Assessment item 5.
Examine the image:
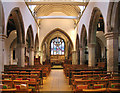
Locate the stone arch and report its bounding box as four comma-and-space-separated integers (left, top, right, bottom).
6, 7, 25, 44
35, 33, 39, 50
76, 34, 80, 49
25, 25, 35, 66
80, 24, 87, 48
0, 1, 5, 34
88, 7, 105, 44
10, 38, 17, 65
26, 25, 34, 48
106, 2, 120, 71
96, 37, 105, 62
35, 33, 39, 58
88, 7, 105, 67
80, 24, 88, 65
5, 7, 25, 67
76, 34, 80, 64
41, 28, 73, 64
41, 28, 73, 50
107, 2, 119, 33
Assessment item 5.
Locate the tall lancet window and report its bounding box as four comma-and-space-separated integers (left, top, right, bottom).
51, 37, 65, 55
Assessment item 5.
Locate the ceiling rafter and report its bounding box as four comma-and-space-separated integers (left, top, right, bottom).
27, 2, 87, 6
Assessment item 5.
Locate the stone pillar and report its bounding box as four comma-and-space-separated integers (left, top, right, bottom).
80, 48, 85, 65
76, 51, 78, 64
29, 48, 34, 65
88, 43, 96, 67
0, 35, 6, 72
72, 50, 77, 65
10, 48, 13, 65
17, 44, 25, 67
40, 51, 43, 64
105, 32, 118, 72
34, 50, 37, 58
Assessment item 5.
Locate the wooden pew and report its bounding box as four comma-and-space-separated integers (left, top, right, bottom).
74, 79, 108, 93
107, 79, 120, 93
13, 80, 32, 93
0, 80, 13, 89
0, 88, 16, 93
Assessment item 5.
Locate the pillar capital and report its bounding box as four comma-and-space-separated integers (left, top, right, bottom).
39, 51, 43, 54
0, 34, 7, 40
79, 47, 84, 51
88, 43, 96, 47
17, 43, 25, 48
29, 47, 35, 51
104, 32, 118, 39
72, 50, 76, 53
34, 50, 37, 53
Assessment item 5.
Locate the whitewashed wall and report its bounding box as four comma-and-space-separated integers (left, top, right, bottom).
77, 1, 110, 46
39, 12, 77, 51
2, 0, 38, 65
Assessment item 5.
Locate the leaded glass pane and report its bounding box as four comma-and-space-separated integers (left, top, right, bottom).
51, 37, 65, 55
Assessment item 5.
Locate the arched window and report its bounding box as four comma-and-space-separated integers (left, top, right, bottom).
51, 37, 65, 55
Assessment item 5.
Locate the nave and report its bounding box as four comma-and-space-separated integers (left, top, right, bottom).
1, 64, 120, 93
40, 69, 72, 92
0, 0, 120, 93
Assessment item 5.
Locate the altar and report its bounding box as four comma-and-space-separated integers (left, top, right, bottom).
50, 55, 65, 64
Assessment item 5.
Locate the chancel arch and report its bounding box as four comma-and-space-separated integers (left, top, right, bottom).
5, 7, 25, 67
26, 25, 35, 66
88, 7, 106, 67
41, 28, 73, 65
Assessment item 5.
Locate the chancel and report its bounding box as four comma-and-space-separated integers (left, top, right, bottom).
0, 0, 120, 93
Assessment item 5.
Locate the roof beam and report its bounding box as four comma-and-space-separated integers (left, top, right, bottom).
36, 16, 79, 19
26, 2, 87, 6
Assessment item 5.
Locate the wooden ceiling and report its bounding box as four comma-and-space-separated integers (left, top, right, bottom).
26, 1, 88, 23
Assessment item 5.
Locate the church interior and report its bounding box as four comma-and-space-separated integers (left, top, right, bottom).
0, 0, 120, 92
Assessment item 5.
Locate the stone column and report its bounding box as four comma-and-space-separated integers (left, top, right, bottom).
0, 35, 6, 72
34, 50, 37, 58
17, 44, 25, 67
29, 48, 34, 65
105, 32, 118, 72
10, 48, 13, 65
76, 51, 78, 64
40, 51, 43, 64
72, 50, 77, 65
88, 43, 96, 67
80, 48, 85, 65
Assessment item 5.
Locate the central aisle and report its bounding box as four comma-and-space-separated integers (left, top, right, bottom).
40, 69, 73, 92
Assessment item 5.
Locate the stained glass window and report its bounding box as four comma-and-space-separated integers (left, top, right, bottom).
51, 37, 65, 55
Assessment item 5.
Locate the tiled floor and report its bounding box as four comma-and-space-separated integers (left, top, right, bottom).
40, 69, 73, 92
